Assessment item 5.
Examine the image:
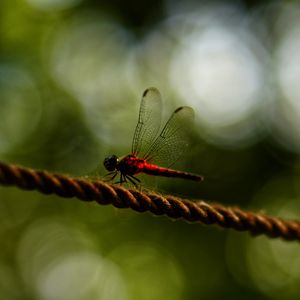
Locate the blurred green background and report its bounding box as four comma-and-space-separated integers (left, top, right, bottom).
1, 0, 300, 299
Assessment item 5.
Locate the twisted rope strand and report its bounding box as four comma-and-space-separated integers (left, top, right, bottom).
0, 161, 300, 241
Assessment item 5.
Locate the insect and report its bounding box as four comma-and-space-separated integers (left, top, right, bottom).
103, 87, 203, 186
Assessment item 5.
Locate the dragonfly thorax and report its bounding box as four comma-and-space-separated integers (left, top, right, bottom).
103, 155, 119, 172
117, 154, 145, 176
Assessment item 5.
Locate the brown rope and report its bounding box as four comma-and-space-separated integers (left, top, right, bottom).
0, 161, 299, 241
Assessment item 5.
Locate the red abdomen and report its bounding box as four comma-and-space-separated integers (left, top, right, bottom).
141, 163, 203, 181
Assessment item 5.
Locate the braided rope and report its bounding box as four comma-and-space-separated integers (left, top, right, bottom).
0, 161, 299, 241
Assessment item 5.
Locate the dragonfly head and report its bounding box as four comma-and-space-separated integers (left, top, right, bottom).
103, 155, 119, 171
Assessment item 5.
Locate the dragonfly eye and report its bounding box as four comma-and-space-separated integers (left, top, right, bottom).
103, 155, 119, 171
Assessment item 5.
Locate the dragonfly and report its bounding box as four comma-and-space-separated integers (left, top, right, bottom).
103, 87, 203, 186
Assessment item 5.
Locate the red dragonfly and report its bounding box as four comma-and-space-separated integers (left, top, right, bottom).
103, 87, 203, 186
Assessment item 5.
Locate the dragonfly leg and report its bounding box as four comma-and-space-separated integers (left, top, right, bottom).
103, 171, 114, 178
128, 175, 140, 183
103, 171, 118, 182
113, 173, 127, 185
110, 172, 118, 182
114, 173, 123, 185
126, 175, 138, 187
115, 174, 139, 187
126, 175, 142, 189
119, 173, 128, 185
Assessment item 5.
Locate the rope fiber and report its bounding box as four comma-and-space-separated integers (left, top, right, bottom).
0, 161, 299, 241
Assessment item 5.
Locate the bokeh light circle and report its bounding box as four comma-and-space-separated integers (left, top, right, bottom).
274, 4, 300, 153
17, 218, 127, 300
0, 64, 42, 154
167, 10, 269, 147
25, 0, 82, 11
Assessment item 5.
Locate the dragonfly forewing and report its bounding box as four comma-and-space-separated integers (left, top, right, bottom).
131, 87, 162, 158
143, 106, 195, 168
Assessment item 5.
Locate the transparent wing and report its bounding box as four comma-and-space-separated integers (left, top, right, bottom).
143, 106, 194, 167
131, 87, 162, 157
